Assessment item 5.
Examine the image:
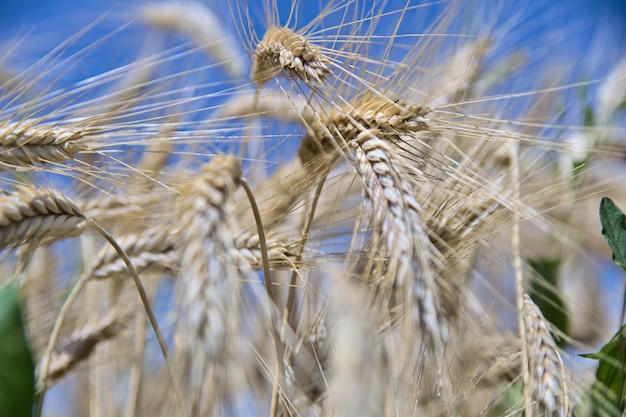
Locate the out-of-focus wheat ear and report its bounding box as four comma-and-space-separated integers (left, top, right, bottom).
522, 294, 569, 417
174, 154, 244, 404
596, 56, 626, 125
286, 310, 330, 412
45, 311, 121, 384
250, 159, 322, 231
428, 188, 501, 320
0, 121, 90, 170
88, 228, 177, 280
252, 26, 332, 86
330, 277, 387, 417
217, 89, 313, 123
427, 38, 491, 108
0, 185, 87, 249
141, 1, 245, 77
235, 232, 303, 270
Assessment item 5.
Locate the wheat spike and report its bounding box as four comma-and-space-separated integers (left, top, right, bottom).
141, 1, 245, 77
0, 122, 88, 169
298, 95, 442, 344
298, 98, 430, 165
87, 225, 300, 281
0, 186, 86, 248
522, 294, 569, 417
252, 26, 332, 86
174, 154, 246, 392
352, 131, 446, 347
88, 228, 177, 280
45, 311, 120, 384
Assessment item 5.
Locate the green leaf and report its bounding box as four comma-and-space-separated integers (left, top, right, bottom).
600, 197, 626, 269
581, 323, 626, 417
528, 258, 569, 346
0, 281, 36, 417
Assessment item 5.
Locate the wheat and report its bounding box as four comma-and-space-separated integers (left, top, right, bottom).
174, 154, 246, 395
45, 311, 120, 384
87, 227, 299, 281
141, 1, 245, 77
252, 26, 332, 86
522, 294, 569, 417
0, 121, 89, 169
88, 228, 177, 280
2, 1, 622, 416
0, 186, 86, 248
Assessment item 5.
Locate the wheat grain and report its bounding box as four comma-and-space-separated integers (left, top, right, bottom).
252, 26, 332, 86
0, 186, 86, 248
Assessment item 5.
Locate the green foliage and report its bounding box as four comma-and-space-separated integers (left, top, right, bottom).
600, 197, 626, 270
580, 197, 626, 416
581, 324, 626, 417
0, 281, 36, 417
528, 258, 569, 346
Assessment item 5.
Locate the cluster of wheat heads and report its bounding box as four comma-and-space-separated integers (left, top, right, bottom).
1, 0, 626, 416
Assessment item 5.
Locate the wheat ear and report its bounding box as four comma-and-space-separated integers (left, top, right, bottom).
88, 228, 177, 280
300, 97, 444, 345
45, 311, 121, 384
141, 1, 245, 77
0, 122, 88, 169
522, 294, 569, 416
174, 154, 244, 395
252, 26, 332, 86
0, 185, 87, 249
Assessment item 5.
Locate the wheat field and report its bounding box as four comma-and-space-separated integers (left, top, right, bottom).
1, 0, 626, 416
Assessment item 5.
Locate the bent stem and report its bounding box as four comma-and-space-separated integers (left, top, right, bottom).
285, 164, 332, 330
240, 177, 287, 417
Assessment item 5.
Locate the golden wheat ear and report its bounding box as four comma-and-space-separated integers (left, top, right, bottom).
0, 121, 90, 169
0, 186, 87, 248
252, 26, 332, 86
522, 294, 570, 417
173, 154, 248, 412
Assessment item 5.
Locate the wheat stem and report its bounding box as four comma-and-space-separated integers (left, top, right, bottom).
241, 177, 287, 417
509, 138, 532, 417
284, 163, 332, 329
